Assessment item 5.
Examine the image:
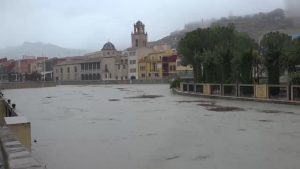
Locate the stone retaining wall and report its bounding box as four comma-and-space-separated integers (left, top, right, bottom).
58, 79, 169, 85
0, 82, 56, 90
0, 127, 42, 169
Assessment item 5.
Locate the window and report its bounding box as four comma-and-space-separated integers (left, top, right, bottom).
97, 62, 100, 69
118, 65, 120, 70
85, 63, 88, 70
56, 69, 58, 73
121, 59, 123, 63
85, 74, 88, 80
116, 76, 118, 80
105, 74, 107, 78
140, 66, 145, 71
121, 76, 123, 80
170, 66, 172, 71
89, 74, 92, 80
60, 68, 63, 73
109, 73, 112, 78
89, 63, 92, 70
93, 74, 96, 80
125, 59, 128, 63
148, 73, 151, 77
67, 67, 70, 73
155, 73, 159, 77
74, 66, 77, 72
125, 76, 128, 79
135, 39, 138, 47
93, 63, 96, 70
123, 65, 126, 69
81, 74, 84, 80
97, 74, 101, 80
81, 64, 84, 71
141, 73, 145, 78
105, 64, 108, 71
130, 68, 136, 73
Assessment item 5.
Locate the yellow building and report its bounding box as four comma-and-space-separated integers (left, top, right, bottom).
138, 50, 174, 79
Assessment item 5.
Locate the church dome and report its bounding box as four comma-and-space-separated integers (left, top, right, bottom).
136, 20, 143, 26
102, 42, 116, 51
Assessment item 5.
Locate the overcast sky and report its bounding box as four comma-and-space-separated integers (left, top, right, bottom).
0, 0, 285, 51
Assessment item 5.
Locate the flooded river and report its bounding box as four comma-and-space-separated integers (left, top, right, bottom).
3, 84, 300, 169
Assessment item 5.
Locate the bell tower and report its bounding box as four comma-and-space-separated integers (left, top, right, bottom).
131, 21, 148, 48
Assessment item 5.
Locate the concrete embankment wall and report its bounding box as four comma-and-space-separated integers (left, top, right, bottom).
0, 127, 42, 169
0, 79, 169, 90
0, 82, 56, 90
58, 79, 170, 85
0, 98, 41, 169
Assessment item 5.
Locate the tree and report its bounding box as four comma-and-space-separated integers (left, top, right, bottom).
178, 25, 258, 84
260, 32, 290, 84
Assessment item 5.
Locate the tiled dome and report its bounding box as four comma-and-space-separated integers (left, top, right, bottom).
102, 42, 116, 51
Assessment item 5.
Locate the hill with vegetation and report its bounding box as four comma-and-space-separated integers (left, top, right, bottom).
151, 9, 300, 48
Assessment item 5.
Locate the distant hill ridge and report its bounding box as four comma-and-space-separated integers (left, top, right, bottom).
150, 8, 300, 48
0, 42, 88, 58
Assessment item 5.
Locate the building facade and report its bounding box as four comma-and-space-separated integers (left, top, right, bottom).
138, 50, 175, 80
54, 57, 101, 81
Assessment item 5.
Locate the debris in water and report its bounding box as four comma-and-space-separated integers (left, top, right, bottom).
208, 106, 244, 112
260, 110, 297, 115
166, 155, 180, 160
258, 120, 273, 122
124, 95, 164, 99
193, 155, 209, 161
34, 139, 37, 143
45, 96, 52, 99
117, 88, 131, 91
238, 129, 247, 131
177, 100, 214, 103
109, 99, 120, 102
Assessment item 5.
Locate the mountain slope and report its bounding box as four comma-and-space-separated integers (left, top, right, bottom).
0, 42, 88, 58
151, 8, 300, 48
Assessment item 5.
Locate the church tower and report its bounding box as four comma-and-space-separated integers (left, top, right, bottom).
131, 21, 148, 48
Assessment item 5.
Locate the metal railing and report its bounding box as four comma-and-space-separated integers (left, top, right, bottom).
179, 82, 300, 103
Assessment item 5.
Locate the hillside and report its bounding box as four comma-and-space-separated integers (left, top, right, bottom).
151, 8, 300, 48
0, 42, 88, 58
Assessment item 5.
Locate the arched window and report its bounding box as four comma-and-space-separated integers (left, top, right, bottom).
135, 39, 138, 47
85, 74, 88, 80
93, 74, 96, 80
89, 74, 92, 80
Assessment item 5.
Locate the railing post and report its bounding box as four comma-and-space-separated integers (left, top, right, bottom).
291, 85, 294, 101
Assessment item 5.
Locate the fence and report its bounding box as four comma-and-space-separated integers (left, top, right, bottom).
291, 85, 300, 101
179, 83, 300, 103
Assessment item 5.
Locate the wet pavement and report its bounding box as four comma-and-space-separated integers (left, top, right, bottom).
3, 84, 300, 169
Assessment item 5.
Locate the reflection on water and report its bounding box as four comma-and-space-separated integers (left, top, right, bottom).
4, 84, 300, 169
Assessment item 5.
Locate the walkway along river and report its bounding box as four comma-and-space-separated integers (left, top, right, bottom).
3, 84, 300, 169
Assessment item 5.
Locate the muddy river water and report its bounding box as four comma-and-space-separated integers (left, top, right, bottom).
4, 84, 300, 169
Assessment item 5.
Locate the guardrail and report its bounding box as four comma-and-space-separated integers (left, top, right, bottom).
179, 83, 300, 103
